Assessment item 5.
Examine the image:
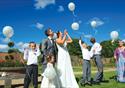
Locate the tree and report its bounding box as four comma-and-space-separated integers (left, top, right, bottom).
7, 41, 21, 53
8, 48, 21, 53
8, 41, 14, 48
67, 38, 82, 58
100, 40, 119, 58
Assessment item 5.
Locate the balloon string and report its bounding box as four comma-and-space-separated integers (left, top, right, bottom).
72, 11, 77, 22
72, 11, 77, 18
73, 18, 75, 22
93, 29, 98, 36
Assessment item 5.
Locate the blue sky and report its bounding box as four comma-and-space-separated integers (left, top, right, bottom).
0, 0, 125, 50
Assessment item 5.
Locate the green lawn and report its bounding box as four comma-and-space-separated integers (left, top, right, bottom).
77, 71, 125, 88
31, 65, 125, 88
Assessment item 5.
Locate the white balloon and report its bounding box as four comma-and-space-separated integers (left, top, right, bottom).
110, 31, 119, 40
53, 33, 57, 40
68, 2, 75, 11
3, 26, 14, 38
91, 20, 97, 28
71, 22, 79, 30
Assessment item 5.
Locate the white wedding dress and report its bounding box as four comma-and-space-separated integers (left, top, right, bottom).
41, 63, 60, 88
56, 42, 79, 88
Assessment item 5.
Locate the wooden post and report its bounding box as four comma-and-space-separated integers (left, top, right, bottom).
4, 77, 11, 88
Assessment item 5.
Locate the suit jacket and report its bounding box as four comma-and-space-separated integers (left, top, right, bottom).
40, 38, 58, 65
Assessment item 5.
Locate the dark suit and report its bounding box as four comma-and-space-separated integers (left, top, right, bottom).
40, 37, 58, 73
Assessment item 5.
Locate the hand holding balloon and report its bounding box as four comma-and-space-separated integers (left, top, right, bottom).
64, 30, 68, 35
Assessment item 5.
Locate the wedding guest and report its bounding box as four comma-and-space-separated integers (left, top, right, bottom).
79, 38, 93, 86
41, 53, 60, 88
90, 38, 103, 84
23, 42, 41, 88
114, 40, 125, 82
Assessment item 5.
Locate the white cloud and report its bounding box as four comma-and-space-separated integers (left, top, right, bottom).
34, 0, 55, 9
0, 38, 10, 43
16, 42, 24, 48
58, 5, 64, 12
83, 33, 92, 39
16, 42, 40, 52
16, 42, 29, 52
16, 42, 29, 49
84, 34, 92, 39
36, 22, 44, 30
0, 44, 9, 51
122, 39, 125, 43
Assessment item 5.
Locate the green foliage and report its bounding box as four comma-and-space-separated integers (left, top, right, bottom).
67, 39, 120, 58
38, 54, 42, 64
0, 54, 24, 67
5, 55, 14, 60
0, 59, 24, 67
100, 40, 119, 58
8, 48, 21, 53
67, 38, 82, 58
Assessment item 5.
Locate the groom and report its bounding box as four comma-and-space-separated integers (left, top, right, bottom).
40, 28, 58, 73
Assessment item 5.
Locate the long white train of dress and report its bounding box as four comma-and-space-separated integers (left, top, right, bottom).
57, 42, 79, 88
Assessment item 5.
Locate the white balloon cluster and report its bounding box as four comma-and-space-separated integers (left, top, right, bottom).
68, 2, 80, 30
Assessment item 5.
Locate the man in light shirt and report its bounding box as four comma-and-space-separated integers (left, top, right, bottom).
90, 37, 103, 84
24, 42, 41, 88
79, 39, 93, 86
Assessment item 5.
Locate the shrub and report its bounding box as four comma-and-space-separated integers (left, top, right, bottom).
0, 59, 24, 67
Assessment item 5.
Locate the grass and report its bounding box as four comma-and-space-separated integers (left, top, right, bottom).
30, 65, 125, 88
77, 71, 125, 88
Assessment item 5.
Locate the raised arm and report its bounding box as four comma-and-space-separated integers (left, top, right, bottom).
56, 31, 67, 45
66, 33, 73, 43
23, 48, 29, 61
79, 39, 82, 48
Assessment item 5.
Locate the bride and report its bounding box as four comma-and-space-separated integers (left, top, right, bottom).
56, 30, 79, 88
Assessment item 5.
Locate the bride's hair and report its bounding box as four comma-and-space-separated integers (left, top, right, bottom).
56, 31, 60, 38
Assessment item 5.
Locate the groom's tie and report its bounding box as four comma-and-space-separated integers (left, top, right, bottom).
51, 39, 58, 53
51, 39, 54, 44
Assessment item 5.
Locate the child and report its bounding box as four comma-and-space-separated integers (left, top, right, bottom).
79, 39, 93, 86
41, 53, 60, 88
23, 42, 41, 88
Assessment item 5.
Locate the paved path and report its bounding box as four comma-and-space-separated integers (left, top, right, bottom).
75, 68, 116, 75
